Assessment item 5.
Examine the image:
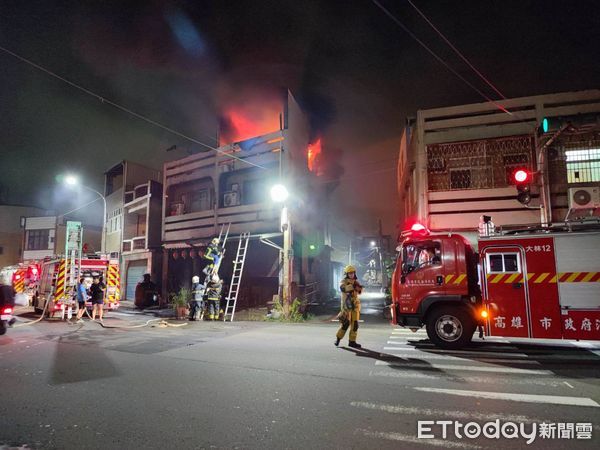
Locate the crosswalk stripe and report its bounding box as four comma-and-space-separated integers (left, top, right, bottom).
413, 387, 600, 407
368, 370, 565, 387
380, 350, 541, 365
374, 360, 552, 375
351, 401, 547, 423
357, 429, 481, 449
384, 346, 530, 359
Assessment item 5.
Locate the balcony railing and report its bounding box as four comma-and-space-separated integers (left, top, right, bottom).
122, 236, 147, 252
124, 183, 151, 205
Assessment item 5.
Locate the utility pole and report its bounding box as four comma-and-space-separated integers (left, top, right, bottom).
378, 219, 387, 289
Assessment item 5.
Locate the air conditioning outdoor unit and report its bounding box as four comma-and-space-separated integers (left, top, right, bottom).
223, 191, 240, 207
568, 186, 600, 209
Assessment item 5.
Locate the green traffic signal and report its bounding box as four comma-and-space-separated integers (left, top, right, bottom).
309, 244, 316, 251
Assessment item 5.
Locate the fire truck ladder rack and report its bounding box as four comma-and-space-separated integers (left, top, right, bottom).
223, 232, 250, 322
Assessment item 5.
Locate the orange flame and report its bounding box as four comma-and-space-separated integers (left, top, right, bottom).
307, 138, 322, 173
220, 97, 283, 145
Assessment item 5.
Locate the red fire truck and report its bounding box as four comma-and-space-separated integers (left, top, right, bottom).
390, 222, 600, 348
33, 256, 120, 317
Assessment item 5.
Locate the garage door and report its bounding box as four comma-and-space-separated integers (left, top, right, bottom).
126, 260, 147, 300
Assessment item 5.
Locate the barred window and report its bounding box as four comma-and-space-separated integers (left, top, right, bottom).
566, 149, 600, 183
27, 229, 49, 250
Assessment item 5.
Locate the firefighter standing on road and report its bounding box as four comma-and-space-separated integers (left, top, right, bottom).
189, 276, 204, 321
205, 274, 223, 320
335, 265, 363, 348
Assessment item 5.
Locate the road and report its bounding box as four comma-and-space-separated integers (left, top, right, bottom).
1, 295, 599, 449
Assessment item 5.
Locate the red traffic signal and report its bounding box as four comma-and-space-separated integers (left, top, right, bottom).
513, 169, 531, 184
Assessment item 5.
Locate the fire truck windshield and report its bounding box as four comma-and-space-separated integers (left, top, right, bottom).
401, 241, 442, 274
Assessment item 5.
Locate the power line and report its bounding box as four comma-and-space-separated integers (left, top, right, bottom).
405, 0, 506, 100
0, 44, 268, 170
370, 0, 511, 115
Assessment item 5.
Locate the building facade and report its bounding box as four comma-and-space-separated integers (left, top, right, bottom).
104, 161, 162, 299
0, 204, 49, 267
161, 91, 332, 305
398, 90, 600, 241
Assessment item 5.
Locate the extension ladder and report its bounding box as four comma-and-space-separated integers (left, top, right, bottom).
223, 232, 250, 322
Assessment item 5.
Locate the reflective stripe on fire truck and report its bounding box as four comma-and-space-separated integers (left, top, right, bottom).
13, 270, 26, 293
486, 272, 600, 283
107, 263, 120, 302
54, 259, 67, 300
444, 274, 467, 285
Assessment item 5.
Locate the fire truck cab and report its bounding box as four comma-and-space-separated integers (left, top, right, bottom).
391, 222, 600, 348
33, 257, 120, 317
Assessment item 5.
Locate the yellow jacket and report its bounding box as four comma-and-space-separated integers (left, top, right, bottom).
340, 278, 362, 312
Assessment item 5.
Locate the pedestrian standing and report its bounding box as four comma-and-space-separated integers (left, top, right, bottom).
90, 276, 105, 322
335, 265, 363, 348
75, 276, 88, 323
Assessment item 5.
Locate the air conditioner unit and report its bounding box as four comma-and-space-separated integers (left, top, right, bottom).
568, 187, 600, 209
223, 191, 240, 207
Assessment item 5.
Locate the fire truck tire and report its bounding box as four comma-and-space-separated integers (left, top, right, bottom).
426, 306, 475, 349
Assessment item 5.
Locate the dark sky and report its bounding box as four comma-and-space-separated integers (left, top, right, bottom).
1, 0, 599, 236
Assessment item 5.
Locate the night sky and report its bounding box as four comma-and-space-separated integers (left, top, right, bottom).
1, 0, 599, 238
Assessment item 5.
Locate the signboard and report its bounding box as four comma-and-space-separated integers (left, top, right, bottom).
65, 221, 83, 254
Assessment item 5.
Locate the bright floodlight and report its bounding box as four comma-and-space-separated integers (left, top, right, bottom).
370, 241, 376, 247
65, 175, 78, 186
270, 184, 289, 203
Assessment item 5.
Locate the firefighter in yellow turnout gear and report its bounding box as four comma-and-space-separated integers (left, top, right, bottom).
205, 275, 222, 320
335, 265, 363, 348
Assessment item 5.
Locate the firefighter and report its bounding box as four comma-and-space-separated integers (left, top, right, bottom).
205, 274, 222, 320
189, 276, 204, 321
202, 238, 223, 277
335, 265, 363, 348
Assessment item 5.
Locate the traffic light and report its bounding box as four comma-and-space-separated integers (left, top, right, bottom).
513, 169, 532, 205
537, 117, 551, 137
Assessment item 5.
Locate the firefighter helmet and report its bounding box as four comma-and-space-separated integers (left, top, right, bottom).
344, 265, 357, 274
192, 276, 200, 283
211, 274, 220, 283
211, 238, 220, 245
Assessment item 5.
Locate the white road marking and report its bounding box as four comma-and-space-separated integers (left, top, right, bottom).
374, 360, 552, 375
357, 429, 481, 449
380, 351, 541, 365
564, 382, 575, 389
384, 346, 530, 359
351, 401, 547, 423
386, 342, 417, 347
413, 387, 600, 408
369, 370, 565, 387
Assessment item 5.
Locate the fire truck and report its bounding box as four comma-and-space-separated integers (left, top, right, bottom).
0, 263, 41, 299
390, 221, 600, 348
33, 256, 120, 317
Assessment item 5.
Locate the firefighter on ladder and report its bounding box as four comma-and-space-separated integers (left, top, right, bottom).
335, 265, 363, 348
203, 238, 223, 278
205, 274, 222, 320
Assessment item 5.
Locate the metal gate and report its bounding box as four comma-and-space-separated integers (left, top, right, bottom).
126, 260, 147, 300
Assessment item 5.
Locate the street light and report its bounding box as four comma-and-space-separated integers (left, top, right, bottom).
270, 183, 292, 318
63, 175, 107, 253
270, 184, 289, 203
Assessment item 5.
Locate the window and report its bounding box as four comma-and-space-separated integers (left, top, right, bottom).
486, 253, 520, 273
243, 178, 267, 205
450, 169, 471, 189
402, 242, 442, 273
26, 230, 50, 251
566, 148, 600, 183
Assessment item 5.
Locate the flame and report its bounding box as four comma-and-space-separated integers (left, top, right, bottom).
219, 98, 283, 146
307, 138, 322, 173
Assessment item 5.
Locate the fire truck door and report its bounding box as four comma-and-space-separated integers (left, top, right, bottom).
482, 247, 530, 338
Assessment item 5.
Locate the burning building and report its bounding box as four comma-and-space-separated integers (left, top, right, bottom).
161, 90, 335, 307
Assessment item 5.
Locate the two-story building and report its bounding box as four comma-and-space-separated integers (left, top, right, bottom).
104, 161, 162, 299
161, 90, 332, 306
0, 204, 49, 267
398, 89, 600, 243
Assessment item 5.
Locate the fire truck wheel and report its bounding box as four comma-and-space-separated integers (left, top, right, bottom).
426, 306, 475, 349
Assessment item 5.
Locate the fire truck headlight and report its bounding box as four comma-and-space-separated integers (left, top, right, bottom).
480, 310, 488, 319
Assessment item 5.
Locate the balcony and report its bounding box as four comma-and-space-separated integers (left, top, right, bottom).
122, 237, 147, 253
124, 183, 151, 206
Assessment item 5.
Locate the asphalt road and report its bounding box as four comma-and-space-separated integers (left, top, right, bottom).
1, 295, 599, 449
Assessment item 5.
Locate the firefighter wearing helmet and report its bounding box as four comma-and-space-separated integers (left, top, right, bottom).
203, 237, 223, 277
205, 274, 223, 320
335, 265, 363, 348
189, 275, 204, 321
